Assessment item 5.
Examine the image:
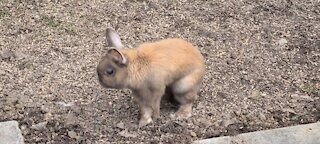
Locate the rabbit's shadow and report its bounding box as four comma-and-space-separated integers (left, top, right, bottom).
160, 87, 180, 113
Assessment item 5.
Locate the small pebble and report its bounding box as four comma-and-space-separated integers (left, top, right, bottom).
277, 38, 288, 45
258, 113, 267, 120
31, 121, 48, 131
65, 113, 77, 126
68, 130, 78, 139
1, 49, 15, 59
119, 130, 137, 138
116, 122, 125, 129
190, 131, 197, 137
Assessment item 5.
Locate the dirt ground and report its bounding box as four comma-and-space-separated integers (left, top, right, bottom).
0, 0, 319, 143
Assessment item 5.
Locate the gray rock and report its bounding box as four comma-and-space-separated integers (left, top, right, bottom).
64, 113, 77, 126
31, 121, 47, 131
116, 122, 125, 130
118, 130, 137, 138
0, 121, 24, 144
258, 113, 267, 121
68, 130, 78, 139
1, 49, 15, 59
14, 51, 27, 60
56, 101, 74, 107
0, 69, 5, 75
193, 122, 320, 144
277, 38, 288, 46
71, 105, 82, 114
248, 90, 261, 100
190, 131, 197, 137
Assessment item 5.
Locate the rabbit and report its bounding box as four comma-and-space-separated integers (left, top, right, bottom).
97, 28, 205, 127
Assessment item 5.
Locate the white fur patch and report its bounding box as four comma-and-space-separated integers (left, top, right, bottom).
172, 78, 192, 94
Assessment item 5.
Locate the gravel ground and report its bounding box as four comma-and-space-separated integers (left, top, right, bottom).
0, 0, 319, 143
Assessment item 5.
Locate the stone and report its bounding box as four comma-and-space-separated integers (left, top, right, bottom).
64, 113, 77, 126
116, 122, 125, 129
258, 113, 267, 121
30, 121, 47, 131
277, 38, 288, 46
0, 69, 5, 75
0, 121, 24, 144
118, 130, 137, 138
1, 49, 15, 59
71, 105, 82, 114
190, 131, 197, 137
248, 90, 261, 100
56, 101, 74, 107
68, 130, 78, 139
14, 51, 27, 60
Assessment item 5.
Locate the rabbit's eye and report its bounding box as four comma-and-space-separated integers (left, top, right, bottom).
106, 67, 114, 75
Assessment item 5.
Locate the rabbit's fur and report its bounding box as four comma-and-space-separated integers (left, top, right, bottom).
97, 28, 205, 127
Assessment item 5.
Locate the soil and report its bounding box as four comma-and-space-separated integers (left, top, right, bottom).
0, 0, 319, 143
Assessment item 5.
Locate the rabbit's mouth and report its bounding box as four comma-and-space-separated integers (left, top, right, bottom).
97, 75, 109, 88
97, 73, 125, 89
98, 76, 118, 89
98, 80, 109, 88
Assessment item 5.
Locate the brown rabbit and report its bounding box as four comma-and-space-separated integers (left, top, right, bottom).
97, 28, 205, 127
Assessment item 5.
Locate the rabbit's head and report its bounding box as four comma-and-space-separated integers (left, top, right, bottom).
97, 28, 128, 89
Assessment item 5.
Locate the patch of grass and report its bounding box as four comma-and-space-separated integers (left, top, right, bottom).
40, 15, 77, 35
300, 83, 320, 94
40, 15, 62, 28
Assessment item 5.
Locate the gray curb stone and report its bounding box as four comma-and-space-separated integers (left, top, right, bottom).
194, 122, 320, 144
0, 120, 24, 144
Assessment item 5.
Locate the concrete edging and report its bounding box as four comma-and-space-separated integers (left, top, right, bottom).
193, 122, 320, 144
0, 120, 25, 144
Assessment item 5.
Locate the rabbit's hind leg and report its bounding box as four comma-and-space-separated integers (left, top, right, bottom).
171, 70, 202, 119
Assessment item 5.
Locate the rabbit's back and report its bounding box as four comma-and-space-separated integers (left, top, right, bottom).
140, 38, 203, 67
138, 38, 205, 84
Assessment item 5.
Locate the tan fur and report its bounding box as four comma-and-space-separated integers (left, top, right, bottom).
121, 39, 205, 90
97, 28, 205, 127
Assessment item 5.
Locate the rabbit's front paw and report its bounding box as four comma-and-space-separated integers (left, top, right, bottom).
138, 117, 152, 127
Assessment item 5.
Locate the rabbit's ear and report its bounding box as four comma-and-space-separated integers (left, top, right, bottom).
107, 49, 127, 65
106, 28, 123, 49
